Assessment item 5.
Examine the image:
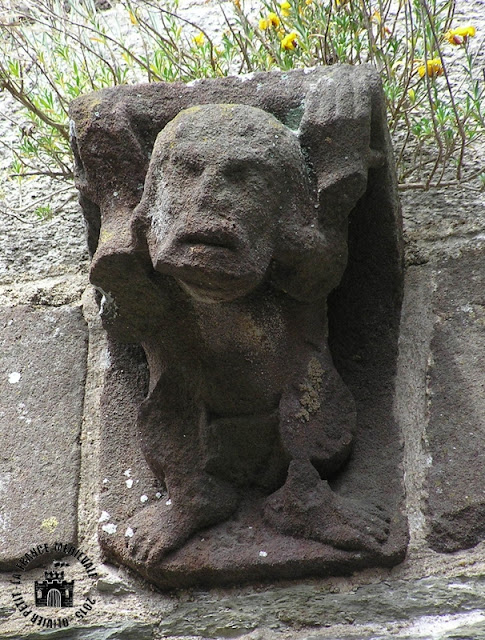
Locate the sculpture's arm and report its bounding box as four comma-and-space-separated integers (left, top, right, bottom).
273, 65, 389, 303
87, 209, 173, 343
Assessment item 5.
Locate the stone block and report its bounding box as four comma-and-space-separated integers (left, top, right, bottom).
0, 622, 155, 640
426, 248, 485, 551
0, 305, 87, 568
70, 66, 407, 588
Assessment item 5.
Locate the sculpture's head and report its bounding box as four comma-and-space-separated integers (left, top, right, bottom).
136, 104, 334, 303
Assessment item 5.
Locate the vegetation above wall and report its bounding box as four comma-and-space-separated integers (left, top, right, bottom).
0, 0, 483, 220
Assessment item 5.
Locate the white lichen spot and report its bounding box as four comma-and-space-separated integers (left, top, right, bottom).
125, 479, 134, 489
103, 478, 109, 484
155, 492, 162, 499
102, 523, 117, 534
140, 495, 149, 503
125, 527, 134, 538
101, 347, 112, 370
98, 511, 110, 523
259, 550, 268, 558
123, 469, 132, 477
239, 72, 255, 82
8, 372, 21, 384
409, 611, 485, 636
165, 499, 172, 506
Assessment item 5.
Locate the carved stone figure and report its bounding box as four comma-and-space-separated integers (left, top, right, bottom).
70, 66, 407, 588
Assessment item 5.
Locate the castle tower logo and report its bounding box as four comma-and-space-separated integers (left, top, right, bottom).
10, 542, 97, 630
34, 568, 74, 608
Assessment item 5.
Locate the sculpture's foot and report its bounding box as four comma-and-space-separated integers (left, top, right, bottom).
263, 460, 390, 553
123, 478, 239, 566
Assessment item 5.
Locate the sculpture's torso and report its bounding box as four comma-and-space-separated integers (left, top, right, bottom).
143, 280, 327, 418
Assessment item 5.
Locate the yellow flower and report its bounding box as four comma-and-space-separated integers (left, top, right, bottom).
455, 25, 476, 37
305, 0, 313, 4
193, 32, 205, 47
371, 10, 381, 25
445, 25, 476, 45
233, 0, 241, 9
281, 31, 298, 50
260, 12, 280, 30
128, 9, 138, 25
417, 57, 443, 78
268, 12, 281, 27
280, 1, 291, 17
407, 88, 416, 102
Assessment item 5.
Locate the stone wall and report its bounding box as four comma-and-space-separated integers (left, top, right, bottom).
1, 3, 485, 639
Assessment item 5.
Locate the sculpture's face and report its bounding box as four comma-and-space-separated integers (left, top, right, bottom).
144, 105, 296, 303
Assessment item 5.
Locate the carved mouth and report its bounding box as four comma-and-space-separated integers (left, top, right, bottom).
177, 230, 240, 251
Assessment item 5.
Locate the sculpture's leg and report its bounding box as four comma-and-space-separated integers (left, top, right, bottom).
278, 348, 356, 477
263, 460, 390, 552
124, 369, 240, 565
265, 349, 390, 552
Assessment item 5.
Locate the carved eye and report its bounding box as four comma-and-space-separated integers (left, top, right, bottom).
184, 158, 203, 176
223, 162, 250, 183
170, 154, 203, 177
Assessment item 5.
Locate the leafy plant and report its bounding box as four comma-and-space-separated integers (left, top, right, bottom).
0, 0, 483, 204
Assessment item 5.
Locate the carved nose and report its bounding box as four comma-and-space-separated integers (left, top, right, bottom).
192, 168, 230, 211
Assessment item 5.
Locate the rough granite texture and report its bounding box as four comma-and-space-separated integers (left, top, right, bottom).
0, 305, 87, 568
425, 248, 485, 552
0, 0, 485, 636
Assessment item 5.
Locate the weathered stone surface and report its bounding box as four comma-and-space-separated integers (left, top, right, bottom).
305, 612, 485, 640
157, 576, 485, 638
0, 201, 89, 286
425, 248, 485, 552
0, 274, 87, 308
0, 622, 155, 639
0, 305, 87, 568
70, 65, 406, 588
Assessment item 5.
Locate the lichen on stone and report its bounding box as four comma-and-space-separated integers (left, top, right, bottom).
41, 517, 59, 534
296, 357, 324, 422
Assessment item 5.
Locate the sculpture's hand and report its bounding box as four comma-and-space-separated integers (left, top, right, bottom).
299, 65, 386, 224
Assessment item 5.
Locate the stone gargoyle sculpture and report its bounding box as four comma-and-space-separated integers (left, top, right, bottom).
70, 65, 407, 588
